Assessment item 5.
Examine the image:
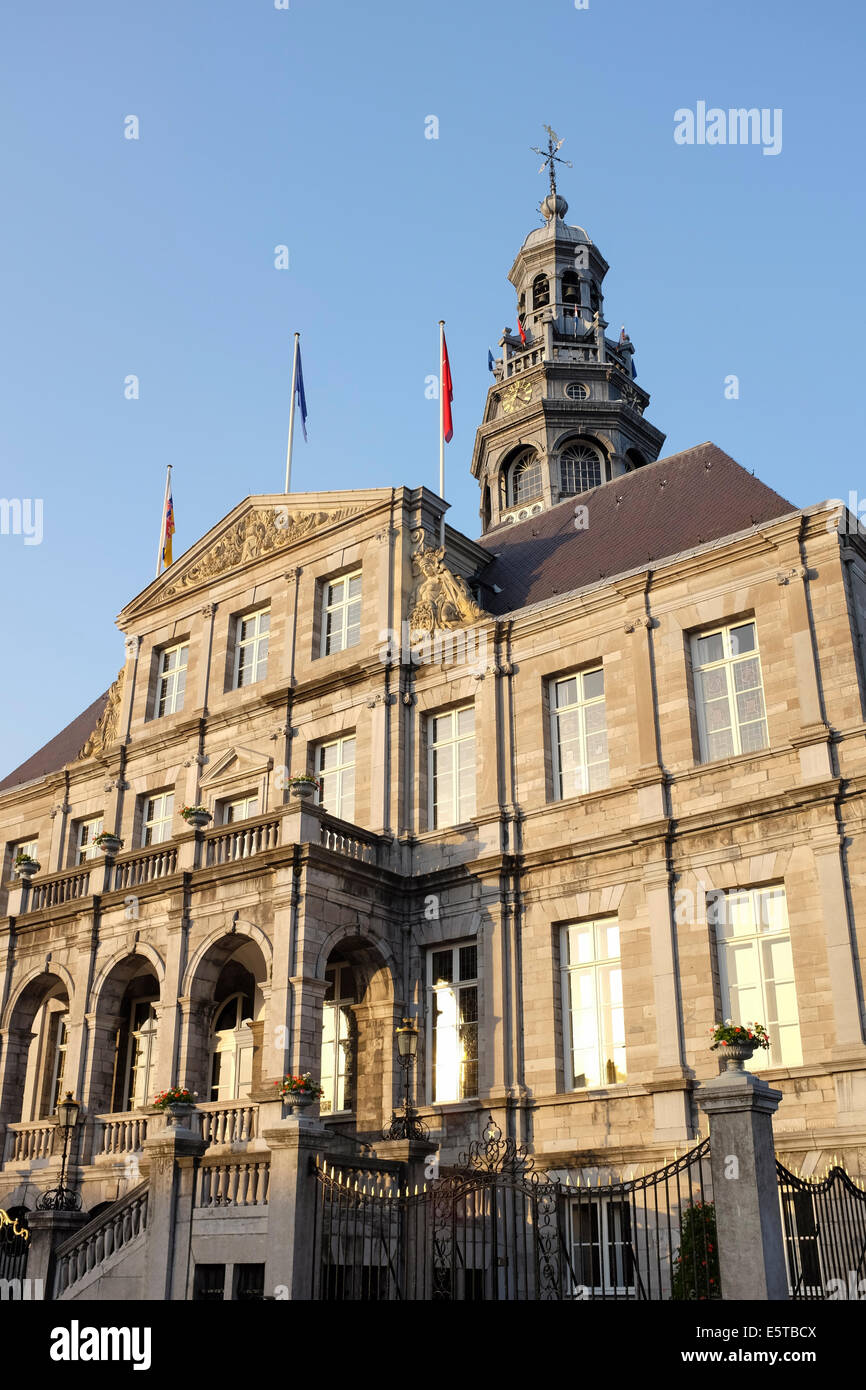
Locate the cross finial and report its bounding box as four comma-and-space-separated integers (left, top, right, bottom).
531, 124, 573, 200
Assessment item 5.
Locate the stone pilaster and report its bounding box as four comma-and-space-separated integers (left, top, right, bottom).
139, 1119, 207, 1300
261, 1104, 328, 1299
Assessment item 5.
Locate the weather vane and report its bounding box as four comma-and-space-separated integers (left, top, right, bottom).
531, 125, 573, 200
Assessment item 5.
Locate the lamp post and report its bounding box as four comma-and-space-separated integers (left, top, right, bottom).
383, 1018, 428, 1141
37, 1091, 82, 1211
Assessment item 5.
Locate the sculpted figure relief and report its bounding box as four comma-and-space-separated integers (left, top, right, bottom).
163, 506, 359, 597
78, 668, 125, 760
407, 545, 488, 632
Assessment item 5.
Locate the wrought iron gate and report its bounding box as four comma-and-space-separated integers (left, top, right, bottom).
0, 1209, 30, 1288
777, 1160, 866, 1299
311, 1118, 714, 1301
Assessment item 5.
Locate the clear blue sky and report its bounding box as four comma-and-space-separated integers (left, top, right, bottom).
1, 0, 863, 778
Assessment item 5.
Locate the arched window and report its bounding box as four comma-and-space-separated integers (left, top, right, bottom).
532, 274, 549, 309
320, 960, 357, 1114
509, 452, 543, 505
560, 443, 603, 496
561, 270, 581, 305
209, 991, 254, 1102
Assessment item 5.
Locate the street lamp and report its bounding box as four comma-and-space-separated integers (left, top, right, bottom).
383, 1017, 428, 1141
37, 1091, 82, 1211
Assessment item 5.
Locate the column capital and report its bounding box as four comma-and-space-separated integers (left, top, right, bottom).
697, 1069, 783, 1118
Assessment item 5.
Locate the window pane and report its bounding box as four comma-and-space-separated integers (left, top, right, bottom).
458, 945, 477, 982
582, 669, 604, 701
730, 623, 756, 655
695, 632, 724, 665
431, 951, 453, 984
555, 677, 578, 709
457, 707, 475, 736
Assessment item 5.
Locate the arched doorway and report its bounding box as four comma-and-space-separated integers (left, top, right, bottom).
1, 974, 70, 1125
315, 936, 395, 1135
90, 955, 161, 1114
183, 935, 269, 1103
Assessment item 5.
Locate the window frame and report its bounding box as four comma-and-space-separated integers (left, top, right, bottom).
233, 607, 270, 690
316, 734, 357, 823
320, 571, 362, 657
509, 452, 543, 506
155, 641, 189, 718
427, 940, 479, 1104
691, 619, 769, 764
427, 705, 476, 829
559, 442, 603, 496
75, 816, 104, 865
220, 793, 260, 825
141, 791, 175, 847
710, 885, 802, 1071
8, 838, 38, 878
560, 918, 626, 1091
320, 960, 357, 1116
550, 666, 609, 800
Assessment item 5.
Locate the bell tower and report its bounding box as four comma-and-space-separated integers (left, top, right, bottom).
471, 129, 666, 534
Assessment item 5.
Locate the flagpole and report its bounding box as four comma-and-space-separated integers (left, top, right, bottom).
155, 464, 172, 579
285, 332, 300, 493
439, 320, 446, 545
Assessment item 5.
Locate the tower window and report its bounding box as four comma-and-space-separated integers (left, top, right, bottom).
560, 444, 602, 496
532, 274, 550, 310
565, 382, 589, 401
509, 452, 543, 505
562, 271, 581, 304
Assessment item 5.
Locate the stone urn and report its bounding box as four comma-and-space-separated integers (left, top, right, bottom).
289, 781, 318, 800
14, 859, 40, 881
718, 1041, 758, 1072
183, 810, 212, 830
281, 1091, 317, 1116
96, 834, 123, 858
164, 1102, 196, 1129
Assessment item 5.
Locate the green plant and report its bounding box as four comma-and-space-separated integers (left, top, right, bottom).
180, 805, 211, 820
93, 830, 123, 849
14, 850, 38, 866
710, 1020, 770, 1051
275, 1072, 324, 1100
671, 1199, 721, 1300
153, 1086, 198, 1110
288, 774, 320, 788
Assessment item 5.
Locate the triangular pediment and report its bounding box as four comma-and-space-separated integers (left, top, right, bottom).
200, 745, 273, 789
119, 491, 390, 620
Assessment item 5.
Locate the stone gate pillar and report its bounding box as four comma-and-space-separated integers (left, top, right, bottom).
697, 1068, 789, 1301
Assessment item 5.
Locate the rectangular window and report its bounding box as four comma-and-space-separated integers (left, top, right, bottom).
320, 960, 357, 1115
429, 706, 476, 829
76, 817, 104, 864
428, 942, 478, 1102
561, 919, 626, 1089
316, 735, 356, 822
232, 1264, 265, 1301
124, 998, 158, 1110
710, 885, 802, 1069
551, 668, 609, 798
193, 1265, 225, 1301
8, 839, 38, 877
141, 791, 175, 846
44, 1013, 68, 1118
321, 572, 362, 656
234, 608, 270, 688
569, 1199, 635, 1295
691, 620, 768, 762
221, 794, 260, 824
156, 642, 189, 717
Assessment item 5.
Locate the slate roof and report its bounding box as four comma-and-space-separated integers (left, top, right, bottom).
0, 690, 110, 794
0, 442, 796, 795
474, 442, 795, 615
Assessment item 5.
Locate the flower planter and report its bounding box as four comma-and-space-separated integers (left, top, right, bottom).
15, 861, 39, 880
164, 1102, 196, 1129
183, 811, 212, 830
290, 783, 317, 800
719, 1041, 758, 1072
281, 1092, 317, 1116
96, 836, 122, 858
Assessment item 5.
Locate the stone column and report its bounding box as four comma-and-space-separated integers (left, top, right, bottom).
697, 1068, 789, 1301
47, 799, 71, 874
261, 1102, 328, 1299
139, 1117, 207, 1300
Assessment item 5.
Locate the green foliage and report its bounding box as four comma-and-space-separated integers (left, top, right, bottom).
671, 1199, 722, 1300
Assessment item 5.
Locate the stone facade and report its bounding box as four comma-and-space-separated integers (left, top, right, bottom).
2, 198, 866, 1268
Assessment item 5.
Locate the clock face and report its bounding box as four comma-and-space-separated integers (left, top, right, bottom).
501, 381, 533, 414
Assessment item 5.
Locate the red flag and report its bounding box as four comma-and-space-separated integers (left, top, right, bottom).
441, 330, 454, 443
517, 311, 527, 345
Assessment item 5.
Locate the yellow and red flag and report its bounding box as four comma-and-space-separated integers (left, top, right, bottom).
162, 485, 175, 569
